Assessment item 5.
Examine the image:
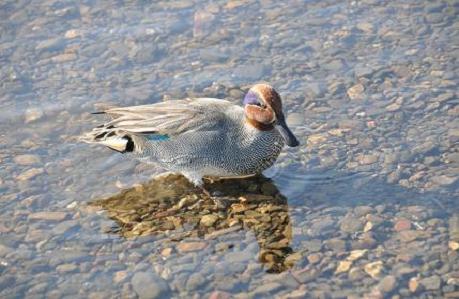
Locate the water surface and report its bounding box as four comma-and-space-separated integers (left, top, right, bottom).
1, 0, 458, 298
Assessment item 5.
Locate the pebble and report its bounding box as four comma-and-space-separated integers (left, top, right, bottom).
64, 29, 81, 39
356, 154, 379, 165
378, 275, 397, 293
176, 242, 207, 253
340, 215, 364, 233
335, 261, 352, 274
208, 291, 232, 299
347, 84, 365, 100
394, 219, 412, 231
307, 134, 327, 145
113, 271, 128, 283
28, 212, 68, 221
200, 214, 218, 227
17, 168, 44, 181
420, 275, 442, 290
409, 277, 421, 293
364, 261, 384, 279
449, 241, 459, 251
56, 263, 77, 273
24, 108, 44, 123
307, 253, 321, 264
347, 249, 368, 262
131, 272, 170, 299
14, 155, 41, 165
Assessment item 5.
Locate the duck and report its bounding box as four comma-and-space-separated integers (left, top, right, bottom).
81, 83, 299, 187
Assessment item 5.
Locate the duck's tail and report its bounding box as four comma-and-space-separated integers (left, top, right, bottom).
80, 125, 137, 153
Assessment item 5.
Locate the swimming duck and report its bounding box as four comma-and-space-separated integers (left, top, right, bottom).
82, 83, 299, 186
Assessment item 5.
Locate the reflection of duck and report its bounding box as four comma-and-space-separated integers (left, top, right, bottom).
91, 173, 294, 273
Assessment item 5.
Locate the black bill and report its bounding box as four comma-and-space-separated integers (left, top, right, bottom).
275, 119, 300, 147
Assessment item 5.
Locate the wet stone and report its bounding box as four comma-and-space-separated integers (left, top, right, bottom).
131, 272, 170, 299
14, 154, 41, 165
394, 219, 412, 231
347, 84, 365, 100
378, 275, 397, 293
56, 263, 78, 273
340, 215, 364, 233
176, 241, 207, 253
200, 214, 218, 227
17, 168, 44, 181
420, 275, 442, 290
28, 211, 68, 221
364, 261, 384, 279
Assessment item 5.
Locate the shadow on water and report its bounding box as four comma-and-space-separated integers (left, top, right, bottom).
91, 174, 294, 273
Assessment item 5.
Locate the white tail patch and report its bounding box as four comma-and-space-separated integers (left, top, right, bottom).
99, 137, 128, 152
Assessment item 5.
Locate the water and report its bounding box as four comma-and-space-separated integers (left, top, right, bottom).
1, 0, 458, 298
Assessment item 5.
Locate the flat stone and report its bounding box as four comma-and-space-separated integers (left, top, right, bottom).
36, 37, 65, 52
364, 261, 384, 279
52, 53, 77, 63
356, 154, 378, 165
113, 271, 128, 283
398, 230, 427, 242
307, 134, 327, 145
28, 211, 68, 221
209, 291, 232, 299
64, 29, 81, 39
186, 273, 206, 291
335, 261, 352, 274
409, 277, 422, 293
14, 154, 41, 165
286, 113, 304, 126
431, 175, 457, 186
161, 248, 173, 257
307, 253, 321, 264
17, 168, 44, 180
340, 215, 364, 233
0, 244, 13, 257
378, 275, 397, 293
131, 272, 170, 299
420, 275, 442, 290
176, 241, 207, 253
347, 249, 368, 262
200, 214, 218, 227
394, 219, 412, 231
449, 241, 459, 251
56, 263, 77, 273
347, 84, 365, 100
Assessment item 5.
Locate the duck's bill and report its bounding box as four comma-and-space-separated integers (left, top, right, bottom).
276, 120, 300, 147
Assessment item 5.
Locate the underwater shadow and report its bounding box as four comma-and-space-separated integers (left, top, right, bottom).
91, 174, 294, 273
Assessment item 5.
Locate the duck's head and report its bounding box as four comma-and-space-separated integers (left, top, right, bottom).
243, 84, 300, 147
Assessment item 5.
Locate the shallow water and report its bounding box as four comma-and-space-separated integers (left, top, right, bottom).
1, 0, 459, 298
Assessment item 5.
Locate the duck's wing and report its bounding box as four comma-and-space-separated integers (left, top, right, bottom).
81, 98, 238, 153
99, 98, 232, 135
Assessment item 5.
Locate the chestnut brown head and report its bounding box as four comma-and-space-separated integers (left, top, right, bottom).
243, 84, 299, 147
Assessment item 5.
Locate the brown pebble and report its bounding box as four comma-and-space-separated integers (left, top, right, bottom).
307, 253, 321, 264
209, 291, 232, 299
113, 271, 128, 283
161, 247, 173, 257
394, 219, 412, 231
28, 211, 68, 221
409, 277, 421, 293
14, 154, 41, 165
176, 241, 207, 253
17, 168, 44, 181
